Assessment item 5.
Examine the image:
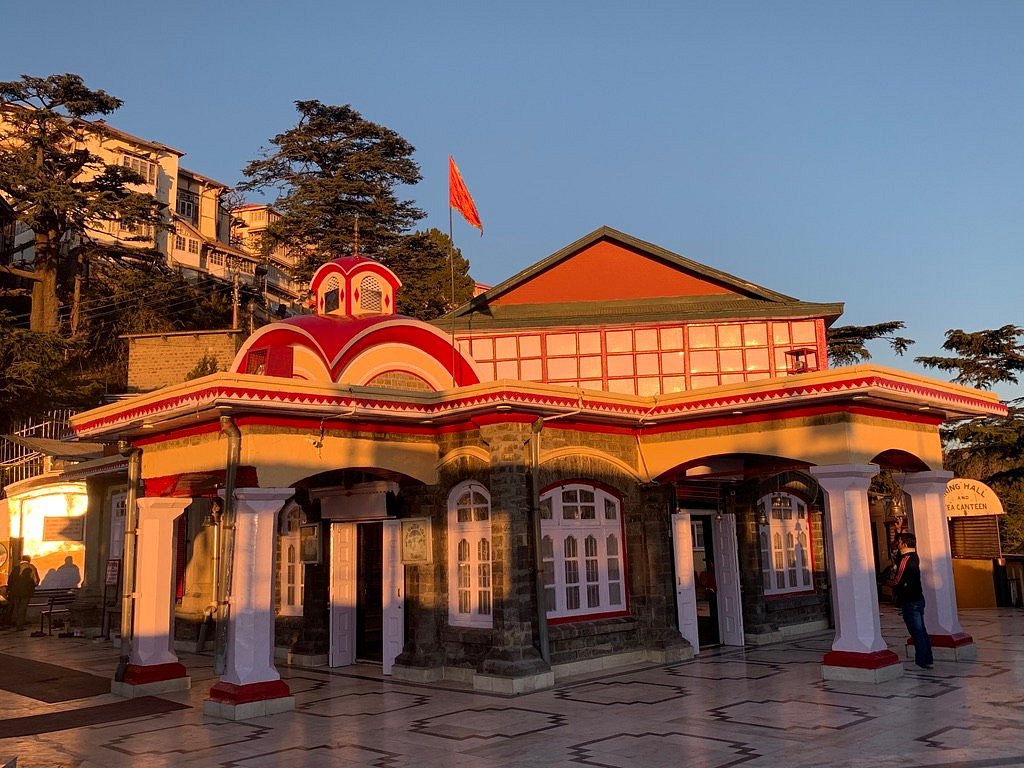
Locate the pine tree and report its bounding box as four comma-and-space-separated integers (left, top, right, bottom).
0, 74, 164, 333
239, 101, 424, 281
917, 326, 1024, 552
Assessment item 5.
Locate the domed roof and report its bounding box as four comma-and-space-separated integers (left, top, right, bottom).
232, 255, 479, 390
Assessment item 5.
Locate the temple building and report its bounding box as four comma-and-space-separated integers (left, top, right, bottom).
68, 226, 1003, 718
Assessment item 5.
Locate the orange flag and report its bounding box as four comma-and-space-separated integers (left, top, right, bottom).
449, 155, 483, 233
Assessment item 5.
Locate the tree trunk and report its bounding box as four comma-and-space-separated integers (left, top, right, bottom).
30, 232, 62, 334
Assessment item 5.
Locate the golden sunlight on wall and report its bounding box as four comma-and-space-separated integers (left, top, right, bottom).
8, 483, 88, 586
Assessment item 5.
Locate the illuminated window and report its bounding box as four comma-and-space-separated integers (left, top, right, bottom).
448, 481, 492, 628
540, 484, 626, 620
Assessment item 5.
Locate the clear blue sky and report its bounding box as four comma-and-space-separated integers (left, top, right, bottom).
4, 1, 1023, 398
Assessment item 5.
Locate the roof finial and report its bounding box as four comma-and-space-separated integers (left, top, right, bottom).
353, 213, 360, 258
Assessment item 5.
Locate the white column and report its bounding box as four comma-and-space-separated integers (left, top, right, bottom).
205, 487, 295, 719
903, 471, 975, 660
220, 488, 293, 686
811, 464, 902, 682
132, 497, 191, 668
112, 496, 193, 697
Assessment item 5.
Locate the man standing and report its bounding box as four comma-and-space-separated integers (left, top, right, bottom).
886, 533, 934, 669
9, 555, 40, 631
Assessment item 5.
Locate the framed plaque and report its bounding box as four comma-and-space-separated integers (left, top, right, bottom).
401, 518, 432, 564
300, 524, 321, 564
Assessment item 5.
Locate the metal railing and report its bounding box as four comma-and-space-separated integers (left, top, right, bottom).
0, 409, 77, 490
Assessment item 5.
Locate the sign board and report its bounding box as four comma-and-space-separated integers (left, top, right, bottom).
945, 479, 1005, 518
105, 559, 121, 587
43, 515, 85, 541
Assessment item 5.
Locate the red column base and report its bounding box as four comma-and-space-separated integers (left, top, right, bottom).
822, 649, 901, 669
123, 662, 189, 685
931, 632, 974, 648
208, 679, 292, 705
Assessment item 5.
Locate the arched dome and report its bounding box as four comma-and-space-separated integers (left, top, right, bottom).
231, 255, 479, 391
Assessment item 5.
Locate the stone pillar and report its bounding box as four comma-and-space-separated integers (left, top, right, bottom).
811, 464, 903, 682
112, 497, 191, 698
476, 423, 551, 694
903, 471, 976, 661
205, 488, 295, 720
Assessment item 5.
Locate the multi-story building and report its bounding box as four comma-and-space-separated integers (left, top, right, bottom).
0, 113, 297, 322
230, 204, 305, 314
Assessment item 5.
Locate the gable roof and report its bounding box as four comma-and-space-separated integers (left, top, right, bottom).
443, 226, 843, 331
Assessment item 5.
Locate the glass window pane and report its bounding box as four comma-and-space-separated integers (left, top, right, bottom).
566, 586, 580, 610
743, 323, 768, 346
548, 333, 577, 355
688, 325, 716, 349
660, 327, 684, 350
772, 323, 791, 345
791, 321, 816, 344
661, 351, 685, 374
635, 328, 658, 351
690, 350, 718, 373
720, 349, 743, 372
548, 357, 578, 379
520, 358, 543, 379
519, 335, 541, 357
745, 348, 770, 371
636, 353, 659, 375
606, 330, 632, 353
579, 356, 603, 378
607, 355, 634, 376
579, 332, 602, 354
604, 499, 617, 520
718, 325, 742, 347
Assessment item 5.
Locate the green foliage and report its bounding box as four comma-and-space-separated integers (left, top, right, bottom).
0, 73, 164, 333
826, 321, 914, 367
239, 101, 424, 281
378, 229, 473, 321
920, 326, 1024, 553
185, 354, 222, 381
915, 325, 1024, 390
70, 261, 234, 391
0, 311, 101, 431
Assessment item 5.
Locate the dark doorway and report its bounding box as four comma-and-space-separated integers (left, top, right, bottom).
356, 521, 383, 661
692, 515, 720, 646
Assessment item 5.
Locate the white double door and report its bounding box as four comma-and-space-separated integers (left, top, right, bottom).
329, 519, 404, 674
672, 510, 745, 653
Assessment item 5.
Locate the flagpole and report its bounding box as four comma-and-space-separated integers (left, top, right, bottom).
449, 203, 456, 388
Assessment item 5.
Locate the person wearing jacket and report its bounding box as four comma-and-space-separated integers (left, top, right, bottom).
886, 533, 933, 669
9, 556, 40, 631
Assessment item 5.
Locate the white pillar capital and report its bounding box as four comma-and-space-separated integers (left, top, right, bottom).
810, 463, 878, 488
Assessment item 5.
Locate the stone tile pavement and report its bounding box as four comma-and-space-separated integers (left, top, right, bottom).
1, 608, 1022, 768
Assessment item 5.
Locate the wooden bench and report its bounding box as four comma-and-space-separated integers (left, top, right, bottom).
28, 588, 79, 637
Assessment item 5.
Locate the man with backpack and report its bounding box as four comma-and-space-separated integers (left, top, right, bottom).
9, 555, 40, 631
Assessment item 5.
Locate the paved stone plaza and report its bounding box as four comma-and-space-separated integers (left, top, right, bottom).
1, 608, 1022, 768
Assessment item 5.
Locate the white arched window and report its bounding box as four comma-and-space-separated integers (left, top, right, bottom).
448, 481, 492, 628
278, 505, 304, 616
757, 492, 813, 595
540, 484, 626, 621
